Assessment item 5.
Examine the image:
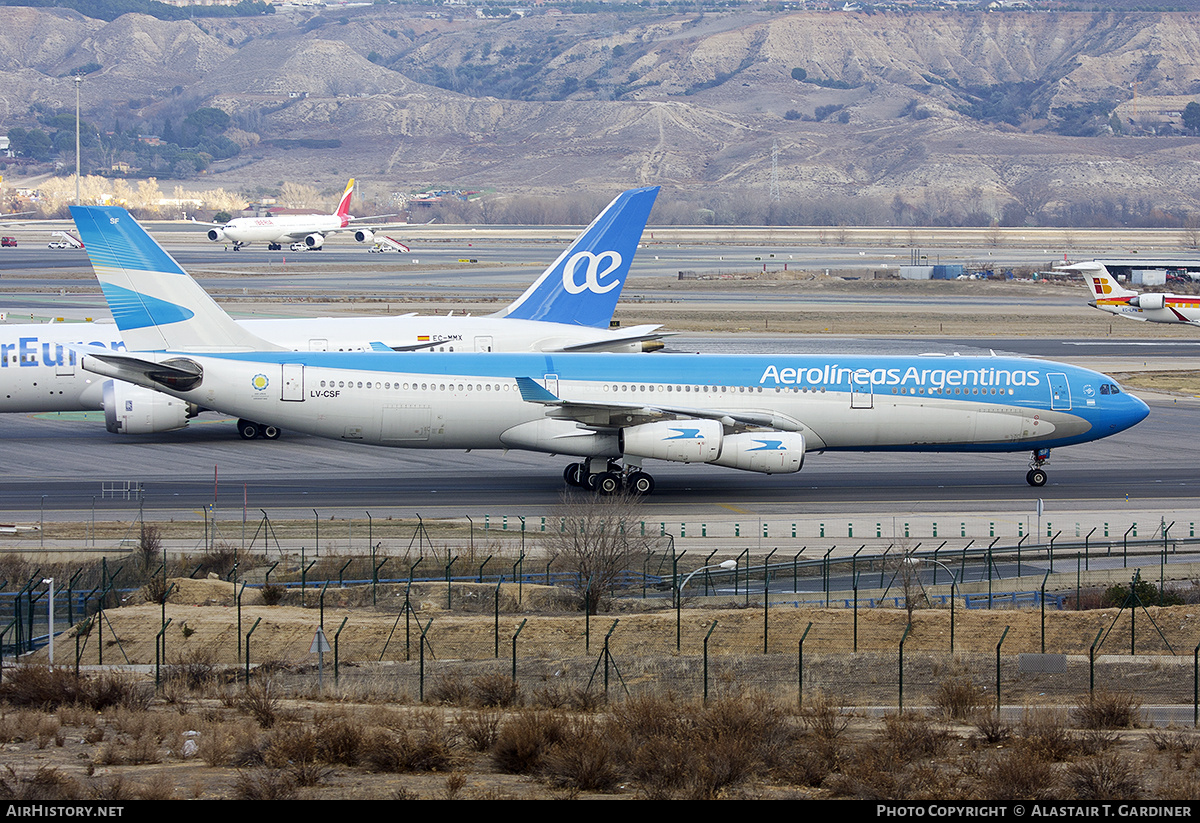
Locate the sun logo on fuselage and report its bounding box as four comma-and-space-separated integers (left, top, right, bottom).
251, 374, 269, 391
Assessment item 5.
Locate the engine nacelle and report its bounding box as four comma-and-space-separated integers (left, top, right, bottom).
499, 418, 619, 457
304, 233, 325, 249
102, 381, 196, 435
354, 228, 374, 244
710, 432, 806, 474
1129, 293, 1166, 311
207, 228, 225, 242
620, 419, 722, 463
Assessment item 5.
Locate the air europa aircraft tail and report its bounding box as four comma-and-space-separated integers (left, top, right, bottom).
495, 186, 659, 329
70, 205, 283, 353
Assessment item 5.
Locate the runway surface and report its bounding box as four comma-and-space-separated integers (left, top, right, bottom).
0, 233, 1195, 532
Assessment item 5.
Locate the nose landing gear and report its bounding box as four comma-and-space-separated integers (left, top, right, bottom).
1026, 448, 1051, 487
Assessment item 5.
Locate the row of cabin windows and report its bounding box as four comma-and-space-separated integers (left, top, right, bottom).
314, 380, 1020, 396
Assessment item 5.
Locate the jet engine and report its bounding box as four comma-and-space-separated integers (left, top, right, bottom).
1129, 293, 1166, 311
206, 228, 225, 242
710, 432, 806, 474
354, 228, 374, 244
304, 233, 325, 249
620, 419, 722, 463
102, 381, 197, 435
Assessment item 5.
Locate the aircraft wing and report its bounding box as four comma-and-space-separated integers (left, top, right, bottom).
556, 325, 675, 353
77, 349, 203, 391
514, 377, 804, 432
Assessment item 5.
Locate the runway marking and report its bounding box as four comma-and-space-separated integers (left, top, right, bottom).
1064, 341, 1200, 347
717, 503, 751, 514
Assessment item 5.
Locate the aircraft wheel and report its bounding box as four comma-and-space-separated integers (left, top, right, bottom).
596, 472, 623, 495
1026, 468, 1047, 487
237, 419, 259, 439
563, 463, 584, 487
258, 424, 281, 440
584, 472, 600, 491
627, 471, 655, 496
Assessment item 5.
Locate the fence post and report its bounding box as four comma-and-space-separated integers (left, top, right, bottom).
704, 620, 718, 705
899, 623, 912, 712
995, 626, 1011, 713
797, 622, 813, 709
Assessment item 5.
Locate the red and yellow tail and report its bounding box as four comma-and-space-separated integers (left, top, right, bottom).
335, 178, 355, 220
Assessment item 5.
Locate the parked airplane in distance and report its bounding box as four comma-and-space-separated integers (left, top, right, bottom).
201, 178, 405, 251
1063, 261, 1200, 327
72, 203, 1149, 493
2, 187, 663, 439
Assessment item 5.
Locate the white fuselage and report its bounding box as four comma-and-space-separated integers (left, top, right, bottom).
96, 351, 1145, 458
0, 317, 650, 415
216, 214, 346, 245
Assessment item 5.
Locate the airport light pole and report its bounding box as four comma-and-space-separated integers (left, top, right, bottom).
74, 74, 81, 206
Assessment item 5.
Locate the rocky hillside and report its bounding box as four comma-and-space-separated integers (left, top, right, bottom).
4, 4, 1200, 223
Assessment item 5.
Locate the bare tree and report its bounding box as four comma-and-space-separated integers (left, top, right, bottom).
540, 490, 656, 614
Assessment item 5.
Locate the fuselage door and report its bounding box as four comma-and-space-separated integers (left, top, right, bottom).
308, 339, 328, 352
281, 363, 305, 402
475, 336, 493, 352
543, 373, 559, 396
850, 379, 873, 409
1048, 372, 1071, 411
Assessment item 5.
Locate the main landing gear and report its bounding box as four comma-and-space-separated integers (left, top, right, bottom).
1026, 448, 1051, 487
564, 460, 655, 496
237, 419, 281, 440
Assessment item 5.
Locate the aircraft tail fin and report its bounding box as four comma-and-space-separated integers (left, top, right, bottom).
495, 186, 659, 328
71, 205, 283, 352
335, 178, 355, 220
1058, 261, 1136, 300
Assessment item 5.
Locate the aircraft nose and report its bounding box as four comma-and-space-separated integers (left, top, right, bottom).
1114, 392, 1150, 433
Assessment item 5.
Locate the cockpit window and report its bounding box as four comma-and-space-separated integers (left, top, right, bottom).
1099, 383, 1121, 395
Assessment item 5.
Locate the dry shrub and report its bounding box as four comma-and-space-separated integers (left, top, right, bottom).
315, 713, 364, 765
197, 722, 234, 766
0, 765, 83, 801
1073, 690, 1141, 730
530, 684, 602, 711
135, 773, 176, 801
933, 676, 985, 720
456, 708, 501, 752
0, 666, 146, 711
800, 691, 850, 739
233, 768, 296, 800
239, 679, 281, 729
163, 647, 220, 694
978, 749, 1061, 801
973, 711, 1012, 744
1067, 753, 1142, 800
88, 775, 133, 801
259, 583, 286, 606
1149, 730, 1200, 754
492, 710, 570, 775
1019, 707, 1076, 761
879, 712, 952, 758
197, 543, 238, 578
428, 674, 471, 706
541, 716, 626, 793
471, 673, 521, 707
265, 724, 319, 769
363, 713, 455, 773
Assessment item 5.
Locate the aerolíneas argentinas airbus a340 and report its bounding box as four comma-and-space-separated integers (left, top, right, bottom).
1, 187, 662, 438
72, 204, 1148, 494
1063, 261, 1200, 327
202, 178, 403, 251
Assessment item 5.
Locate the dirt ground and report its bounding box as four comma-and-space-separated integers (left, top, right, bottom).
3, 578, 1198, 800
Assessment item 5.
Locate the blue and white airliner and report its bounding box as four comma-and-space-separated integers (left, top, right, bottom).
0, 187, 663, 439
71, 204, 1149, 494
